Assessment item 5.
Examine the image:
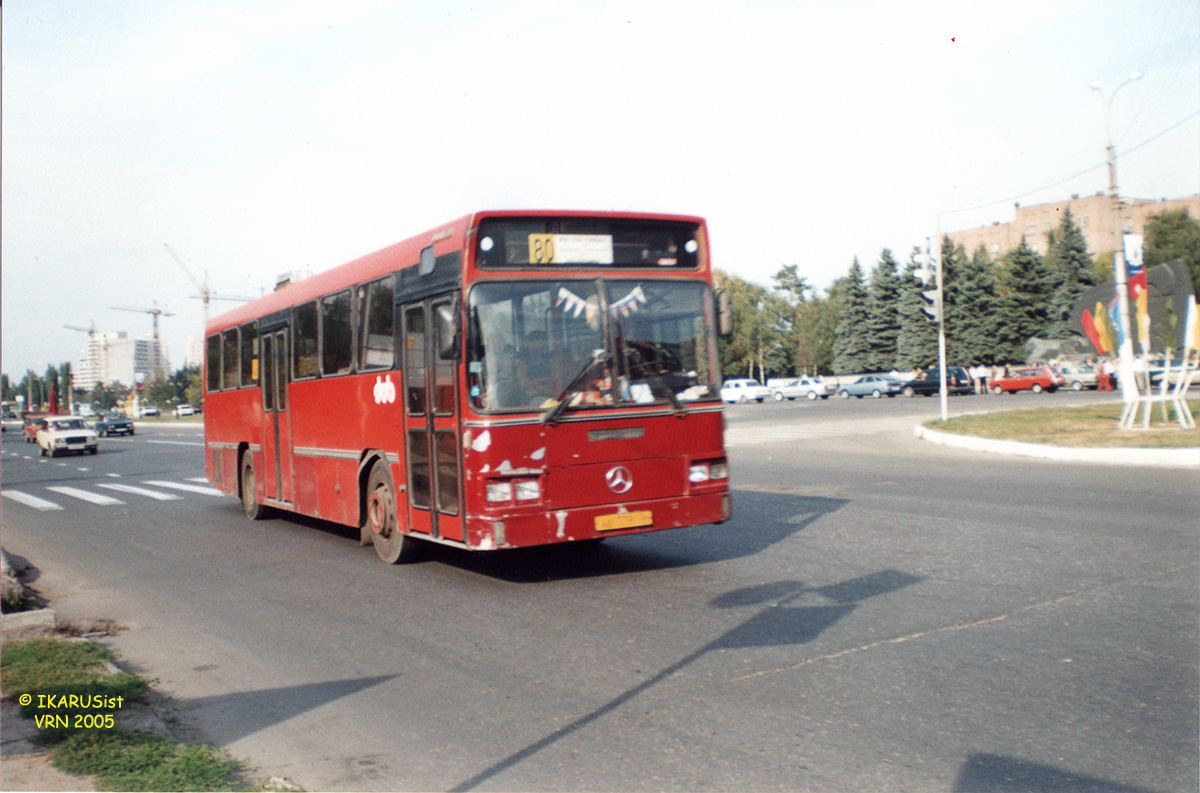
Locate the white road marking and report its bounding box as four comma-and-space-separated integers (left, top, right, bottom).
45, 486, 125, 506
147, 440, 205, 447
143, 480, 223, 496
96, 483, 184, 501
2, 490, 64, 511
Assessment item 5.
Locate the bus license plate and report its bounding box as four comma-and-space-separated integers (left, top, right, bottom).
594, 510, 653, 532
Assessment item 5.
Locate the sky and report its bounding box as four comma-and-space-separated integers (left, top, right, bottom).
3, 0, 1198, 380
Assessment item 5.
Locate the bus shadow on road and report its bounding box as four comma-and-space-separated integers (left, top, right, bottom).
448, 566, 921, 791
434, 489, 850, 583
954, 752, 1161, 793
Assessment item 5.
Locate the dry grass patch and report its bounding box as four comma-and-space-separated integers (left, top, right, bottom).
927, 400, 1200, 448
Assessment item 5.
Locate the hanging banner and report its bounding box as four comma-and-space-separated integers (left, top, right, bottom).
1124, 233, 1147, 300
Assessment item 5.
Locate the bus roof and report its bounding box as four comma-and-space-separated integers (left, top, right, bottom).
206, 209, 706, 335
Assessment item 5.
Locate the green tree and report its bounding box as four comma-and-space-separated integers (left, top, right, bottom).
993, 238, 1052, 361
1044, 208, 1096, 339
895, 249, 938, 370
1, 373, 10, 402
794, 294, 839, 375
950, 245, 1001, 364
939, 237, 969, 364
832, 258, 872, 374
1144, 208, 1200, 294
865, 249, 902, 371
715, 271, 773, 380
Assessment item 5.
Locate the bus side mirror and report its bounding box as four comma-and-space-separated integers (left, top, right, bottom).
717, 290, 734, 338
436, 303, 460, 360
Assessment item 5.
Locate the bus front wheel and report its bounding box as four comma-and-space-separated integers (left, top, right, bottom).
366, 461, 419, 564
241, 456, 269, 520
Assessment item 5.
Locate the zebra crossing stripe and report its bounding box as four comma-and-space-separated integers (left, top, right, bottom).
2, 490, 64, 511
186, 477, 209, 483
143, 480, 223, 496
97, 483, 183, 501
45, 486, 125, 506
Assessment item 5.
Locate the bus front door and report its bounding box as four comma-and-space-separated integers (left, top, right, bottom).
401, 298, 463, 542
260, 329, 294, 505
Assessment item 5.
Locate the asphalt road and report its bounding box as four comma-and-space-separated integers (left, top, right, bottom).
1, 399, 1196, 792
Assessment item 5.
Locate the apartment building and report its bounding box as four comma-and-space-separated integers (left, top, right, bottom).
75, 331, 169, 391
945, 193, 1200, 259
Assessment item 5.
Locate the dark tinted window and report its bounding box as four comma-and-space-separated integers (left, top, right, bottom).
358, 278, 395, 371
222, 329, 239, 389
206, 335, 222, 392
293, 302, 319, 379
240, 322, 258, 386
321, 290, 353, 376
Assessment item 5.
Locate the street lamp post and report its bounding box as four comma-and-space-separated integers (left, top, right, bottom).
1091, 70, 1142, 403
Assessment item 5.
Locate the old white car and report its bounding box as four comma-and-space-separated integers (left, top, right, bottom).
719, 378, 770, 403
766, 377, 833, 401
36, 416, 99, 457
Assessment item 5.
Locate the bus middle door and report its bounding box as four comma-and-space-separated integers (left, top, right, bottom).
260, 329, 294, 505
400, 297, 462, 542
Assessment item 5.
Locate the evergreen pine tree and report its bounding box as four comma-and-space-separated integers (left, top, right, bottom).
865, 249, 902, 371
950, 245, 1000, 364
895, 249, 938, 369
993, 238, 1052, 361
1044, 208, 1096, 339
831, 258, 872, 374
939, 236, 969, 364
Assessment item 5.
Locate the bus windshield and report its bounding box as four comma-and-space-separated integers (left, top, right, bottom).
468, 279, 719, 412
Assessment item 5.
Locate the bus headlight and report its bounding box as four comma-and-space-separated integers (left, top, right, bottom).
689, 460, 729, 483
514, 480, 541, 501
486, 482, 512, 502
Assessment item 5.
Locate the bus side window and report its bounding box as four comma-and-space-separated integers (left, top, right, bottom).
321, 290, 353, 376
240, 322, 258, 386
357, 278, 395, 371
222, 328, 239, 389
404, 306, 426, 414
206, 335, 222, 392
292, 302, 319, 379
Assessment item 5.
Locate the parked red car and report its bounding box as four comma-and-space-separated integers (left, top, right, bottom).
990, 366, 1066, 394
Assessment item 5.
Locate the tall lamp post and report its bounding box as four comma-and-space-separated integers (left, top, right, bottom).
1091, 70, 1142, 402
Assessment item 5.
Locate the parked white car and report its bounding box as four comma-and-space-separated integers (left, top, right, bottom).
720, 378, 770, 403
173, 404, 198, 417
36, 416, 99, 457
766, 377, 832, 401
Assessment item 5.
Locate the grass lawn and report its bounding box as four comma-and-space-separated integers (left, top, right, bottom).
927, 399, 1200, 448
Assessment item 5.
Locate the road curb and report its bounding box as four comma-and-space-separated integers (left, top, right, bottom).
915, 424, 1200, 468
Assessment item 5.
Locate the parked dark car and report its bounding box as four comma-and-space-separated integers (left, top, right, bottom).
902, 367, 974, 397
94, 413, 135, 436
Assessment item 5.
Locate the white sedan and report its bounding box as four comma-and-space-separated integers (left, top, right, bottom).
720, 379, 771, 403
36, 416, 99, 457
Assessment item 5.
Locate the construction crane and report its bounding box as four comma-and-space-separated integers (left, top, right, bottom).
112, 302, 174, 380
163, 243, 252, 327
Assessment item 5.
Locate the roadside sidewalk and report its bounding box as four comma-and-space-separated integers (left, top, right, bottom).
915, 423, 1200, 468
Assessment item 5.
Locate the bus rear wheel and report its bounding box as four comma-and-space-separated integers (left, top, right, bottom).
241, 456, 269, 520
366, 461, 419, 564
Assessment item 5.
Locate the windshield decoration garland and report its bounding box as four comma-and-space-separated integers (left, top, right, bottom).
555, 287, 600, 324
610, 285, 646, 317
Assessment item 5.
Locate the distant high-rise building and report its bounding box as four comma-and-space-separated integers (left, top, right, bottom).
75, 331, 168, 391
945, 193, 1200, 260
184, 334, 205, 369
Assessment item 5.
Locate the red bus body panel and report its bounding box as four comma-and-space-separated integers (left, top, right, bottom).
204, 210, 729, 553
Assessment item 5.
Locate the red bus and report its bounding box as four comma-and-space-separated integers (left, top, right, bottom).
203, 211, 731, 563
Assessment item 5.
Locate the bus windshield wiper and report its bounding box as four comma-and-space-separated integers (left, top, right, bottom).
541, 349, 609, 425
